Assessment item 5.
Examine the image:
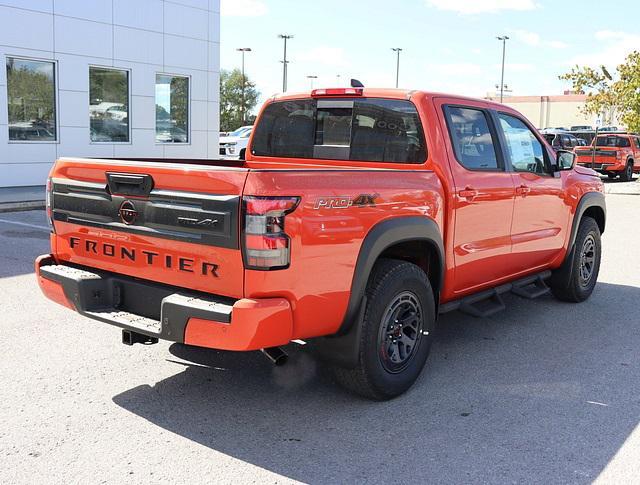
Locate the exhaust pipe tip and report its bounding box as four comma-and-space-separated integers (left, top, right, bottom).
260, 347, 288, 366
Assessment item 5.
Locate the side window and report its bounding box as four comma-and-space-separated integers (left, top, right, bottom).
635, 137, 640, 149
498, 113, 548, 175
444, 106, 500, 170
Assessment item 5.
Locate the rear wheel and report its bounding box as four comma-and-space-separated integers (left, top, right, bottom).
239, 148, 246, 160
549, 216, 601, 303
620, 161, 633, 182
332, 259, 435, 400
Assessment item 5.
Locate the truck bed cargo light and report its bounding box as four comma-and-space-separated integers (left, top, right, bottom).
311, 88, 363, 97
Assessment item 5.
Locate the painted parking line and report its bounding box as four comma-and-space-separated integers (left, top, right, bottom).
0, 219, 49, 231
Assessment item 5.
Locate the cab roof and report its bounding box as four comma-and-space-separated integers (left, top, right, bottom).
269, 88, 507, 109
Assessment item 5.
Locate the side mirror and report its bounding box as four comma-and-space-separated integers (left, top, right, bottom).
556, 150, 575, 171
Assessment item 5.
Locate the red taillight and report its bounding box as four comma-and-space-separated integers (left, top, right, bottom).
311, 88, 363, 97
243, 196, 299, 270
46, 177, 55, 233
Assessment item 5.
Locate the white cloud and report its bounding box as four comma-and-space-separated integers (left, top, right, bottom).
547, 40, 568, 49
512, 29, 540, 46
429, 63, 484, 76
220, 0, 267, 17
511, 29, 568, 49
570, 31, 640, 68
296, 47, 349, 67
426, 0, 538, 14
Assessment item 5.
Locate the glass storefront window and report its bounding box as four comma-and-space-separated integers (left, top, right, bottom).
89, 67, 130, 142
6, 57, 57, 142
155, 74, 189, 143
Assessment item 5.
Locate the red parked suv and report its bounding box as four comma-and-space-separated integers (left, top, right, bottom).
575, 133, 640, 181
36, 88, 606, 399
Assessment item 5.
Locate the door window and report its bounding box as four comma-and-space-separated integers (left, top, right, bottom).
498, 113, 548, 175
444, 107, 500, 170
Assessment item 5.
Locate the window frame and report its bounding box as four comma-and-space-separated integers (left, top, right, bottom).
442, 104, 506, 172
494, 110, 555, 177
154, 72, 191, 146
250, 96, 429, 165
88, 65, 132, 145
6, 55, 59, 144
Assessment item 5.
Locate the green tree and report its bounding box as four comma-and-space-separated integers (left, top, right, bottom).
7, 62, 55, 124
560, 51, 640, 131
220, 68, 259, 132
170, 76, 189, 130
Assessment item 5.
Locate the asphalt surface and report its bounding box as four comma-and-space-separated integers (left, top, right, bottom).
0, 196, 639, 484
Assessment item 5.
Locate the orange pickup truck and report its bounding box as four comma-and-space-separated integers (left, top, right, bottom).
575, 133, 640, 181
36, 88, 606, 399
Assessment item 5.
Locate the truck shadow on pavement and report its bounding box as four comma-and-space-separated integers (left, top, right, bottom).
113, 282, 640, 483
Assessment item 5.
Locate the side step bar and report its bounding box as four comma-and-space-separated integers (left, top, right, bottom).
439, 271, 551, 318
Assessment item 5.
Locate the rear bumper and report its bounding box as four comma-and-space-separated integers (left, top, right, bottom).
35, 254, 293, 351
576, 160, 622, 172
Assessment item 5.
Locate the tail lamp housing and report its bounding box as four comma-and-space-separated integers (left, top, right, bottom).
242, 196, 300, 270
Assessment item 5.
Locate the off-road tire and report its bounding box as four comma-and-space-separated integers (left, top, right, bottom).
620, 161, 633, 182
549, 216, 601, 302
239, 148, 246, 160
332, 259, 435, 400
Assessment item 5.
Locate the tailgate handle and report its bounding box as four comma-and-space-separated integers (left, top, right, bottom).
106, 173, 154, 197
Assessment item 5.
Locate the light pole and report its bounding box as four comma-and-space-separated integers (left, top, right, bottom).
278, 34, 293, 92
306, 75, 318, 89
391, 48, 402, 88
496, 36, 509, 103
236, 47, 251, 124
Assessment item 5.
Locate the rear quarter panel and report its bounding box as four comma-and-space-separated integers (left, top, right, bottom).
243, 169, 445, 339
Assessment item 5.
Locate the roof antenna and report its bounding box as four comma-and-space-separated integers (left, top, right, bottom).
350, 79, 364, 88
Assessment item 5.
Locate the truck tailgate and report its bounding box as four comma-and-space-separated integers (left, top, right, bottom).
49, 158, 249, 298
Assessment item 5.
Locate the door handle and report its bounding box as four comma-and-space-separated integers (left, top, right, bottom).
458, 187, 478, 200
516, 184, 531, 196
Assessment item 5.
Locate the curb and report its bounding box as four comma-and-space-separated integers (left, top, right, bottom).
0, 201, 46, 213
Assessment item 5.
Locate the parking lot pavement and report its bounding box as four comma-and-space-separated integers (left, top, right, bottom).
602, 174, 640, 195
0, 199, 639, 484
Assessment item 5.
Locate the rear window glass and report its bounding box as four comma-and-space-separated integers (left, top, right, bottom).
444, 106, 500, 170
251, 98, 427, 163
596, 135, 630, 147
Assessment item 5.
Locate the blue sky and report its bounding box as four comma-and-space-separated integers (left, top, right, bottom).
220, 0, 640, 107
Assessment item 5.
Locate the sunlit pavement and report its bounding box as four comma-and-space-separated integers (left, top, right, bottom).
0, 201, 639, 484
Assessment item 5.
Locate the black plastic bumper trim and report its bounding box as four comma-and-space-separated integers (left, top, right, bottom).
39, 261, 235, 341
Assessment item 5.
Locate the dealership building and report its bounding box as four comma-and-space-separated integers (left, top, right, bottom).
0, 0, 220, 188
485, 93, 622, 130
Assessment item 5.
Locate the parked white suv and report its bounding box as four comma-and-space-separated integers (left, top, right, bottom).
219, 126, 252, 159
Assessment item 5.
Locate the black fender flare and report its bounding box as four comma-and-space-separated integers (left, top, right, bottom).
313, 216, 444, 368
551, 191, 606, 289
567, 191, 606, 252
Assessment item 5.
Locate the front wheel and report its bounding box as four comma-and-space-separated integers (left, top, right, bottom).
549, 216, 601, 302
332, 259, 435, 400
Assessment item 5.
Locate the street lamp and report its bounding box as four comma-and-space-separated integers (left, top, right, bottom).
496, 36, 509, 103
278, 34, 294, 92
391, 48, 403, 88
236, 47, 251, 124
306, 75, 318, 89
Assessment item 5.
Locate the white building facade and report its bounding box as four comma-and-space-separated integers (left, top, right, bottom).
0, 0, 220, 188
